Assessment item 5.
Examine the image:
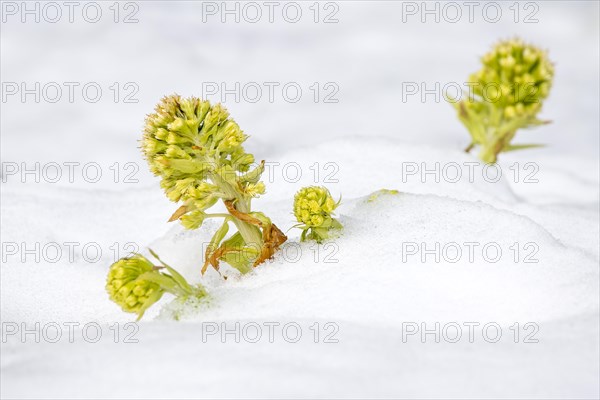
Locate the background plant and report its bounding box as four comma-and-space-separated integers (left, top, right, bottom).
449, 38, 554, 163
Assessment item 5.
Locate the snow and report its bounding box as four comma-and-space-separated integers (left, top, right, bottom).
1, 2, 599, 399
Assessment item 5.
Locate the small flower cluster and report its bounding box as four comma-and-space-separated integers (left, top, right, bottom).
106, 252, 206, 320
450, 38, 554, 163
293, 186, 342, 243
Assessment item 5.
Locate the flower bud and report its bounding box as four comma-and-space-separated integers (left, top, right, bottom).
202, 104, 229, 134
106, 255, 163, 317
181, 209, 207, 230
293, 186, 342, 243
244, 182, 266, 197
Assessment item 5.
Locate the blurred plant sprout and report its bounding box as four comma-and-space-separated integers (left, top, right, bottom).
366, 189, 399, 203
448, 38, 554, 163
293, 186, 342, 243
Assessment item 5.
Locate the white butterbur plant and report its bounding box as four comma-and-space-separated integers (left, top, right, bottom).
293, 186, 342, 243
107, 95, 287, 319
449, 38, 554, 163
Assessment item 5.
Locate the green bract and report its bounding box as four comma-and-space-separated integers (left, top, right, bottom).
142, 95, 286, 275
106, 251, 206, 320
449, 38, 554, 163
293, 186, 342, 243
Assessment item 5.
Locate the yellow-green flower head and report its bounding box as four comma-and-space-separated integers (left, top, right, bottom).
469, 38, 554, 118
142, 95, 255, 205
106, 255, 162, 316
294, 186, 338, 227
107, 251, 208, 319
293, 186, 342, 243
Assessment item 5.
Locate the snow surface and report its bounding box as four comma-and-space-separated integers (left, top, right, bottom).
1, 2, 599, 399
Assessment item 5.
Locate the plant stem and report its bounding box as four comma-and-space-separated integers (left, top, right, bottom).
205, 213, 232, 219
210, 172, 263, 248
